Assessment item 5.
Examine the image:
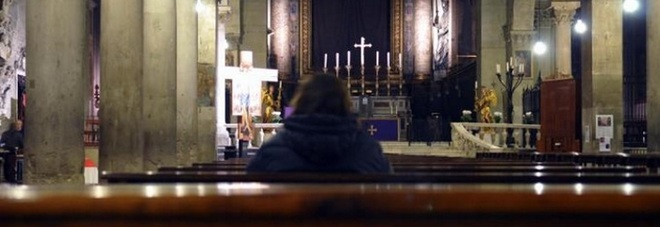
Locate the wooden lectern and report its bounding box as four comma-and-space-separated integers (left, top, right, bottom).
538, 79, 581, 152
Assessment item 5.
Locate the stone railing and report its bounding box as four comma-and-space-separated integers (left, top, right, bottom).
225, 123, 283, 147
451, 122, 541, 152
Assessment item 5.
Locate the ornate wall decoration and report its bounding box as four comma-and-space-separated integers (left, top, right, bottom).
432, 0, 449, 80
300, 0, 403, 76
414, 0, 432, 78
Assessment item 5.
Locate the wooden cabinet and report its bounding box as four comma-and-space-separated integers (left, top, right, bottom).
539, 79, 581, 152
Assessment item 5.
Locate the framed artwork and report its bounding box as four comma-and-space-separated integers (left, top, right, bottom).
514, 50, 532, 77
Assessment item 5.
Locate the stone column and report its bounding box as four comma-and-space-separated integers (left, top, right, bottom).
197, 0, 218, 162
581, 0, 623, 153
552, 1, 580, 76
648, 0, 660, 152
142, 0, 177, 170
477, 0, 507, 113
100, 0, 144, 172
25, 0, 87, 184
216, 8, 232, 149
176, 0, 199, 165
414, 0, 432, 78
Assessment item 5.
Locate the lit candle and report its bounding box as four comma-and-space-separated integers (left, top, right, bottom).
335, 53, 339, 68
496, 64, 501, 74
475, 81, 478, 89
506, 62, 510, 71
398, 53, 402, 69
376, 51, 379, 66
347, 51, 351, 66
387, 52, 390, 68
324, 53, 328, 68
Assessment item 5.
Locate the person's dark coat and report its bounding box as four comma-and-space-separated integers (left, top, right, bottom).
246, 114, 391, 173
1, 128, 23, 153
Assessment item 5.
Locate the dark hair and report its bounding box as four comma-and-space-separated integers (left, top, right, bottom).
290, 74, 352, 116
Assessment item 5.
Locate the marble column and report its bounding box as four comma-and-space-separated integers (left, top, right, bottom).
581, 0, 623, 153
25, 0, 87, 184
648, 0, 660, 152
552, 1, 580, 76
142, 0, 177, 170
176, 0, 199, 165
100, 0, 145, 172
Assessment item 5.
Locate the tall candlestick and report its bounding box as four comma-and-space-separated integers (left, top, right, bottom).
387, 52, 390, 68
324, 53, 328, 69
335, 53, 339, 68
398, 53, 402, 69
347, 51, 351, 66
496, 64, 501, 74
376, 51, 379, 66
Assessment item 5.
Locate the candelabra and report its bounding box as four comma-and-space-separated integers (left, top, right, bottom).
496, 64, 525, 147
374, 65, 381, 96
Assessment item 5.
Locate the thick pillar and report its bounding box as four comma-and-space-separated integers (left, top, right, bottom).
414, 0, 432, 78
552, 2, 580, 76
143, 0, 177, 170
176, 0, 199, 165
216, 9, 232, 149
477, 0, 507, 114
25, 0, 86, 183
100, 0, 144, 172
197, 0, 218, 162
648, 0, 660, 152
581, 0, 623, 153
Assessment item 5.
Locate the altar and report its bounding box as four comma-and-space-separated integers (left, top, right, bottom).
352, 96, 410, 141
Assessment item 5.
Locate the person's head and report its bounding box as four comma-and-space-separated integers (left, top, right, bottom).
290, 74, 352, 116
8, 120, 21, 132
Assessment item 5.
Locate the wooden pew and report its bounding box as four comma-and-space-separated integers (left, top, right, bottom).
102, 172, 660, 184
4, 183, 660, 226
161, 166, 646, 174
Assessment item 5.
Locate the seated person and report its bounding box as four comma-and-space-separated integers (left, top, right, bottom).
1, 120, 23, 183
247, 75, 391, 173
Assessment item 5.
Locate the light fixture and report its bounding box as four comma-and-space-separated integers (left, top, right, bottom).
623, 0, 640, 13
533, 41, 547, 55
195, 0, 205, 13
574, 19, 587, 34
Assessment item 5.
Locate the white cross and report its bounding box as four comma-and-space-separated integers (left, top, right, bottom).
367, 125, 378, 136
354, 37, 372, 66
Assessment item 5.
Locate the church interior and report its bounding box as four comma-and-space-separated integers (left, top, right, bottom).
3, 0, 660, 225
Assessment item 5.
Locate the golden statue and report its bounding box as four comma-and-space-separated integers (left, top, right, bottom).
262, 85, 278, 123
475, 86, 497, 123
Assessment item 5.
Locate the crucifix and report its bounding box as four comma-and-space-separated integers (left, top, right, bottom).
354, 37, 372, 95
354, 37, 373, 66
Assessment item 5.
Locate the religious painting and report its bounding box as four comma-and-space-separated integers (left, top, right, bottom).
514, 50, 532, 77
300, 0, 403, 75
197, 63, 216, 106
232, 77, 262, 116
432, 0, 450, 80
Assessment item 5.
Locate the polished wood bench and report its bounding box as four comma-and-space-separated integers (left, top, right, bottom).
3, 183, 660, 226
164, 166, 646, 174
102, 172, 660, 184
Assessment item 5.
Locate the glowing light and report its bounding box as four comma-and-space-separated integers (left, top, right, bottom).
534, 183, 544, 195
622, 183, 635, 196
533, 41, 547, 55
574, 19, 587, 34
623, 0, 640, 13
574, 183, 584, 195
196, 0, 205, 13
